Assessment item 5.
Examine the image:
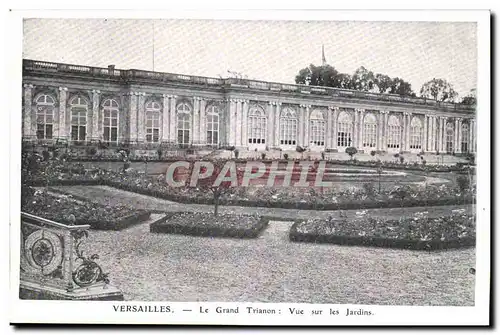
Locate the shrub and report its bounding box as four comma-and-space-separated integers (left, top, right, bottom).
261, 152, 266, 160
283, 153, 289, 160
321, 152, 325, 160
362, 182, 377, 198
399, 156, 405, 164
87, 147, 98, 156
234, 149, 240, 159
345, 147, 358, 160
370, 150, 377, 157
42, 150, 50, 161
456, 175, 470, 193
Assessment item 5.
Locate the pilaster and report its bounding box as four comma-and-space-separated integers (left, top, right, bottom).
193, 96, 200, 145
303, 104, 311, 147
161, 94, 170, 143
169, 95, 177, 143
23, 84, 34, 139
423, 115, 429, 152
331, 107, 339, 151
137, 92, 146, 143
356, 108, 365, 151
199, 98, 207, 145
91, 89, 100, 142
241, 100, 249, 148
274, 102, 281, 147
129, 92, 139, 144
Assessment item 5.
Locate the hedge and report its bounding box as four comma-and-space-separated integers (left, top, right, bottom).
29, 177, 475, 210
150, 212, 269, 238
289, 222, 476, 251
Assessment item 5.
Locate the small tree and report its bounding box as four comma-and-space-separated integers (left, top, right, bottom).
399, 156, 405, 164
296, 146, 306, 159
283, 153, 289, 160
391, 185, 412, 208
195, 160, 244, 216
345, 147, 358, 160
370, 150, 377, 160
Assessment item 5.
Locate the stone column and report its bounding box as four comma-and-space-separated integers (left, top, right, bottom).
139, 92, 148, 143
406, 112, 412, 152
298, 105, 304, 147
352, 109, 358, 149
331, 107, 339, 150
242, 100, 249, 148
470, 119, 476, 153
265, 101, 273, 148
383, 112, 389, 150
430, 116, 436, 152
228, 99, 236, 146
161, 94, 169, 143
90, 89, 100, 142
274, 102, 281, 147
357, 109, 365, 150
55, 87, 67, 141
192, 97, 199, 145
235, 99, 242, 147
199, 98, 207, 145
454, 118, 459, 153
169, 95, 177, 143
326, 107, 332, 149
23, 84, 34, 140
423, 115, 428, 152
401, 112, 407, 152
304, 105, 311, 146
456, 118, 463, 153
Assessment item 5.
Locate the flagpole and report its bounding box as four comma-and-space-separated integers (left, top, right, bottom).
152, 21, 155, 71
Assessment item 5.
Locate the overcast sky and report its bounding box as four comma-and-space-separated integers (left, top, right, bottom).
23, 18, 477, 98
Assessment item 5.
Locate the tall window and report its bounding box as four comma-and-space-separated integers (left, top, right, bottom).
35, 94, 55, 140
387, 115, 401, 149
461, 122, 470, 153
279, 107, 297, 146
177, 102, 191, 145
146, 101, 161, 143
102, 99, 119, 144
206, 106, 220, 146
247, 106, 267, 144
363, 113, 377, 148
337, 111, 353, 147
309, 109, 325, 146
409, 117, 423, 150
70, 96, 88, 143
446, 122, 454, 153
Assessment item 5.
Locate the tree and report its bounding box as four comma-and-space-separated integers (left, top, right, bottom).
194, 160, 244, 216
389, 77, 416, 97
345, 147, 358, 160
461, 89, 477, 105
374, 73, 393, 94
420, 78, 458, 102
351, 66, 375, 92
295, 64, 345, 87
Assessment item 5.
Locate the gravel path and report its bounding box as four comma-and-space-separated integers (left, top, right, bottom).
51, 185, 476, 305
82, 215, 475, 305
51, 185, 475, 220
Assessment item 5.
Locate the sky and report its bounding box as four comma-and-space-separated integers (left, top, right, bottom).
23, 18, 477, 98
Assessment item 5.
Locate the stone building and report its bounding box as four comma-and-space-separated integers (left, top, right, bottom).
22, 59, 476, 155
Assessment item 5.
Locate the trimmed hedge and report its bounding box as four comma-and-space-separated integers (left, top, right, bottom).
289, 221, 476, 251
150, 212, 269, 238
85, 210, 151, 230
29, 177, 475, 210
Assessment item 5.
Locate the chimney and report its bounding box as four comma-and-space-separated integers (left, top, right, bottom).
108, 64, 115, 75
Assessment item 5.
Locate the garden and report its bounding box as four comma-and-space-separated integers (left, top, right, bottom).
289, 210, 475, 250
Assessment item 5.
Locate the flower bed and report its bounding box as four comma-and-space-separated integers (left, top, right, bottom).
22, 188, 150, 230
289, 211, 475, 250
150, 212, 268, 238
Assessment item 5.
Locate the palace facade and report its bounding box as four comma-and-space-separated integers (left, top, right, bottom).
22, 59, 476, 155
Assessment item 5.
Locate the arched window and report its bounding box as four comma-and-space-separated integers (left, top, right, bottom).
309, 109, 325, 146
363, 113, 377, 148
146, 101, 161, 143
461, 122, 470, 153
70, 96, 89, 143
446, 121, 454, 153
248, 106, 267, 144
177, 102, 191, 145
102, 99, 119, 144
280, 107, 297, 146
337, 111, 353, 148
409, 117, 423, 150
206, 105, 220, 145
387, 115, 401, 149
35, 94, 55, 140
